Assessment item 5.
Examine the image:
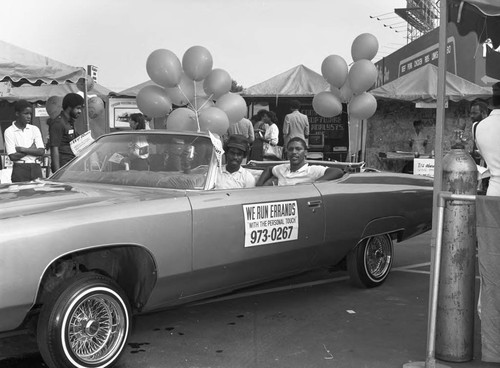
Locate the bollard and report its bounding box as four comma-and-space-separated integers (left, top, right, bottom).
435, 147, 477, 362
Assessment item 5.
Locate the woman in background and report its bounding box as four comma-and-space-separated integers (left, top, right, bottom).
249, 109, 271, 161
263, 110, 279, 147
129, 113, 146, 130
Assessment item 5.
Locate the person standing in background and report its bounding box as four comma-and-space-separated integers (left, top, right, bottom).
469, 100, 490, 194
470, 100, 489, 164
49, 93, 84, 172
283, 99, 309, 151
249, 110, 271, 161
409, 120, 429, 156
476, 82, 500, 196
263, 111, 279, 146
4, 100, 45, 182
129, 113, 147, 130
227, 117, 255, 144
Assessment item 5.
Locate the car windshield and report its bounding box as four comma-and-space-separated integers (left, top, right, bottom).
50, 132, 214, 190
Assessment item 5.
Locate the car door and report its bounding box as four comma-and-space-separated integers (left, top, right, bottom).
186, 183, 325, 296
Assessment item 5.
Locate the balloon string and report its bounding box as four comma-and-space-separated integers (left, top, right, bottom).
177, 83, 201, 132
197, 93, 213, 111
192, 80, 200, 132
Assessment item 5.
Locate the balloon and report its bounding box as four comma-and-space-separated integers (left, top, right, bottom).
339, 79, 354, 103
166, 107, 198, 131
136, 85, 173, 118
46, 96, 63, 119
182, 45, 213, 81
146, 49, 182, 88
190, 96, 215, 112
347, 59, 378, 95
88, 96, 105, 119
329, 85, 341, 99
198, 107, 229, 136
165, 73, 196, 106
312, 91, 343, 118
76, 76, 95, 92
203, 68, 232, 99
349, 92, 377, 120
351, 33, 379, 61
214, 92, 247, 123
321, 55, 348, 88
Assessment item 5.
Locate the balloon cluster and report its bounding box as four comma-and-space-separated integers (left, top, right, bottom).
313, 33, 379, 120
137, 46, 247, 136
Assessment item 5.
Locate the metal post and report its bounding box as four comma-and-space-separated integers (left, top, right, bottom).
83, 76, 90, 132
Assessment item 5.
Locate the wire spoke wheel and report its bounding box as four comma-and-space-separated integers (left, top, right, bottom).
364, 235, 392, 280
67, 293, 126, 364
37, 273, 131, 368
347, 234, 394, 288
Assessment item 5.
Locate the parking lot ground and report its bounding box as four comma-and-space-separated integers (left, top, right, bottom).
1, 232, 499, 368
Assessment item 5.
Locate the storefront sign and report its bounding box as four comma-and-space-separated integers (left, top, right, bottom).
398, 37, 456, 78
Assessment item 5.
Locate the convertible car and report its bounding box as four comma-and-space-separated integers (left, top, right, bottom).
0, 130, 433, 368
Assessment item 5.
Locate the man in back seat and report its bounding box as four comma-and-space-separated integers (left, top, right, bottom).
256, 137, 344, 186
215, 135, 256, 189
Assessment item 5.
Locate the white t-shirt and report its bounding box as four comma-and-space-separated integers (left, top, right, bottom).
216, 165, 256, 189
272, 163, 327, 186
4, 122, 44, 163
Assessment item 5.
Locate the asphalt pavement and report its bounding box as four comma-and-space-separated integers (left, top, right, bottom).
1, 231, 499, 368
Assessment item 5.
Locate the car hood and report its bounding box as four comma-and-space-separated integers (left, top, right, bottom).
0, 180, 186, 220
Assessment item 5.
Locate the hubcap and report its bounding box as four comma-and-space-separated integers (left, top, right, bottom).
365, 236, 392, 279
67, 293, 126, 364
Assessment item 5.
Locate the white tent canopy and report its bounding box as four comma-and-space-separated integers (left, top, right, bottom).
242, 64, 329, 97
371, 63, 491, 102
0, 40, 85, 86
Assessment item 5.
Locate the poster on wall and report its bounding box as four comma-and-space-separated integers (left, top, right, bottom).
108, 98, 140, 129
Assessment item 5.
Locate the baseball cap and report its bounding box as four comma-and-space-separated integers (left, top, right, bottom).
225, 134, 249, 153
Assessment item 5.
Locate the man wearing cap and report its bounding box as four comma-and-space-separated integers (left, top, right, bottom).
215, 134, 256, 189
476, 82, 500, 196
4, 100, 45, 182
49, 93, 84, 172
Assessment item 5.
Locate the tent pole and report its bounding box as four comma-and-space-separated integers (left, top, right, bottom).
432, 0, 447, 250
426, 0, 448, 365
83, 75, 90, 132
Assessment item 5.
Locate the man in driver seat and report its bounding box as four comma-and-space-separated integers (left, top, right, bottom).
215, 134, 256, 189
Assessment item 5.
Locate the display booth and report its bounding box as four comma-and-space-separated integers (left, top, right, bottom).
241, 65, 349, 161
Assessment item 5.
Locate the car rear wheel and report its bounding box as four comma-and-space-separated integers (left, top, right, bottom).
37, 273, 131, 368
347, 234, 393, 288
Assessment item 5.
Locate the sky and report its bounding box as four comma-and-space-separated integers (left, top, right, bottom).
2, 0, 408, 92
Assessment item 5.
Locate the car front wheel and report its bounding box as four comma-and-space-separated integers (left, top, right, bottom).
347, 234, 393, 288
37, 273, 131, 368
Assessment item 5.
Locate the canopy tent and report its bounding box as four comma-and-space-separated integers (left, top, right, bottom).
242, 64, 328, 97
115, 80, 156, 97
0, 40, 85, 86
449, 0, 500, 48
370, 63, 492, 102
115, 79, 205, 98
2, 82, 112, 103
